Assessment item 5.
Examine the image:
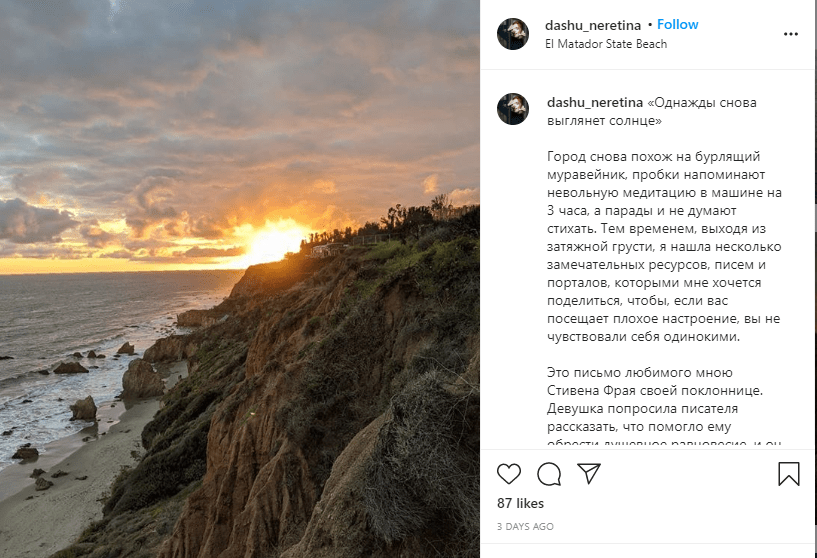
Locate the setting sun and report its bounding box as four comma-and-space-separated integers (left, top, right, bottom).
236, 219, 307, 267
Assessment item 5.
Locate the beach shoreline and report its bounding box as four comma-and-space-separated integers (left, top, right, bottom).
0, 397, 161, 558
0, 398, 126, 503
0, 360, 188, 558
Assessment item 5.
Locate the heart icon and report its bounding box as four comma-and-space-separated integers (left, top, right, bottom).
497, 463, 521, 485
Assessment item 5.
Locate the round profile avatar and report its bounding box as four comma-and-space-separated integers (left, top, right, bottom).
497, 18, 529, 50
497, 93, 529, 125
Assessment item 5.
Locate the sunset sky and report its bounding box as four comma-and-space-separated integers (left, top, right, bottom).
0, 0, 478, 273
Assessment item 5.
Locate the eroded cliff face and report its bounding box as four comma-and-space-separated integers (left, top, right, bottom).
53, 213, 480, 558
229, 258, 325, 299
159, 235, 479, 558
283, 350, 480, 558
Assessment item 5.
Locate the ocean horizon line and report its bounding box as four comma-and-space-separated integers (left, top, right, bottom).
0, 268, 246, 277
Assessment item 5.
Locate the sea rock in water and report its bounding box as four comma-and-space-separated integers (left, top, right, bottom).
1, 430, 12, 436
35, 477, 53, 491
72, 352, 84, 358
0, 355, 13, 360
97, 354, 106, 359
70, 396, 98, 421
35, 369, 50, 375
117, 342, 136, 355
12, 446, 39, 460
21, 399, 32, 404
54, 362, 89, 374
122, 358, 164, 398
87, 350, 98, 358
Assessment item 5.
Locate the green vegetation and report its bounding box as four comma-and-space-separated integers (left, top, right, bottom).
277, 207, 480, 498
104, 416, 209, 514
50, 202, 479, 558
104, 320, 253, 517
303, 315, 322, 336
363, 240, 409, 261
300, 193, 477, 253
365, 370, 479, 557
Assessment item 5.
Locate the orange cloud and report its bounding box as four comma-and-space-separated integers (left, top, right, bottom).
313, 179, 337, 193
422, 174, 439, 195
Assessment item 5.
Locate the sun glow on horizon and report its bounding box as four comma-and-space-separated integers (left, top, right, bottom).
234, 219, 307, 267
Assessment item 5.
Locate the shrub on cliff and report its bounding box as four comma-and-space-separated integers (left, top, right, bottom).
364, 370, 479, 557
277, 229, 479, 496
103, 418, 209, 515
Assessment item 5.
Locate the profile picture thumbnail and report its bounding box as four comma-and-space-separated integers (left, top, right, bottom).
497, 93, 529, 125
497, 18, 529, 50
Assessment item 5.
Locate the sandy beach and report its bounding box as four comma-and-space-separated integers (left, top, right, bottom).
160, 360, 189, 391
0, 397, 161, 558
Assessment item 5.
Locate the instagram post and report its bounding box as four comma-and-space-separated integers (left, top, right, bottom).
0, 1, 479, 557
0, 1, 815, 557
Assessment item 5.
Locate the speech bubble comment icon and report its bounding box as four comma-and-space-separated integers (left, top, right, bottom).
537, 462, 561, 486
497, 463, 521, 485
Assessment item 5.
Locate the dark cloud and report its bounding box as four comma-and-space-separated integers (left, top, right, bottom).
0, 198, 79, 243
79, 219, 116, 248
0, 243, 84, 259
11, 169, 65, 197
125, 176, 179, 237
179, 246, 246, 258
164, 220, 183, 237
187, 215, 226, 239
98, 249, 133, 259
123, 238, 175, 252
6, 0, 88, 40
0, 0, 478, 264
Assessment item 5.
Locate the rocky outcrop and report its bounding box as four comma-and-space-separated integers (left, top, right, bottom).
72, 352, 83, 358
122, 359, 164, 398
70, 396, 97, 421
12, 445, 38, 460
87, 350, 98, 358
60, 213, 481, 558
54, 362, 89, 374
35, 477, 53, 491
280, 416, 386, 558
117, 342, 136, 355
177, 310, 222, 328
144, 335, 199, 363
228, 258, 323, 298
157, 234, 479, 558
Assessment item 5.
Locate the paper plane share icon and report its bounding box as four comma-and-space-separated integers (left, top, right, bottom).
577, 463, 601, 485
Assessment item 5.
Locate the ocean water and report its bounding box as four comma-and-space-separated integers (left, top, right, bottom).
0, 270, 244, 471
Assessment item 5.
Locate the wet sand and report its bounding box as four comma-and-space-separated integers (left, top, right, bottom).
0, 360, 188, 558
0, 398, 160, 557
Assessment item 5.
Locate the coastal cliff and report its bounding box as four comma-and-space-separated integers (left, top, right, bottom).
52, 208, 479, 558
